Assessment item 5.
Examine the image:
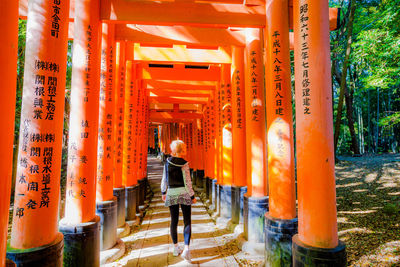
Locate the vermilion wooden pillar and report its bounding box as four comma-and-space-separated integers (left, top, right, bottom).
7, 0, 69, 265
60, 0, 101, 265
208, 94, 217, 203
122, 52, 139, 221
122, 48, 135, 188
95, 23, 117, 251
202, 113, 209, 192
0, 2, 19, 266
132, 78, 142, 184
137, 79, 148, 208
292, 0, 346, 265
113, 41, 127, 228
221, 64, 233, 187
220, 64, 233, 219
212, 83, 222, 214
194, 118, 205, 189
97, 23, 115, 203
231, 46, 247, 224
264, 0, 298, 264
243, 28, 268, 244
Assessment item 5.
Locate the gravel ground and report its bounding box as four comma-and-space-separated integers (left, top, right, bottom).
336, 153, 400, 266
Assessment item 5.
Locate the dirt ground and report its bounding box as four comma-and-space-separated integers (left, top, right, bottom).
336, 153, 400, 266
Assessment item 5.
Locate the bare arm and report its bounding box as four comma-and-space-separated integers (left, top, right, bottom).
161, 163, 167, 196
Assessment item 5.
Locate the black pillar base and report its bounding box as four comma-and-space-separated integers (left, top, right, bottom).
220, 185, 232, 219
231, 186, 247, 224
96, 197, 118, 251
243, 194, 249, 240
125, 185, 138, 221
59, 216, 100, 267
144, 177, 150, 201
216, 184, 222, 215
138, 178, 145, 206
136, 182, 140, 213
208, 178, 213, 202
113, 187, 126, 228
196, 170, 204, 188
244, 195, 269, 243
292, 234, 346, 267
192, 170, 197, 185
203, 176, 208, 195
211, 179, 218, 211
6, 232, 63, 267
265, 213, 298, 266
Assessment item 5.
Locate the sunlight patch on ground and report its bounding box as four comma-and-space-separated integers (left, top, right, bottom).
353, 241, 400, 267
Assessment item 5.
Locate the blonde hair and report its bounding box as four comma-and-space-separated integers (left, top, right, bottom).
170, 140, 186, 156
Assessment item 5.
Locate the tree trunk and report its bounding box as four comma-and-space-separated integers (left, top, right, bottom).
367, 90, 372, 153
344, 83, 360, 154
333, 0, 356, 153
375, 88, 380, 152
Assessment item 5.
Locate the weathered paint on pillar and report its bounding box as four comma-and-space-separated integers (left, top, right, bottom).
0, 1, 19, 262
294, 0, 339, 248
10, 0, 70, 248
97, 23, 115, 202
113, 41, 126, 189
122, 58, 137, 187
244, 28, 267, 197
231, 47, 247, 187
221, 64, 233, 186
265, 0, 296, 220
64, 0, 101, 224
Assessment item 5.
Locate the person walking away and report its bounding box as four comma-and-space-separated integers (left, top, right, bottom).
161, 140, 196, 262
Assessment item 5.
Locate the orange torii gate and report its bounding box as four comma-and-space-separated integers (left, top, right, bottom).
3, 0, 346, 266
0, 2, 18, 267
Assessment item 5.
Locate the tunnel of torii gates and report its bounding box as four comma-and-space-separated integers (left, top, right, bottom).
0, 0, 347, 266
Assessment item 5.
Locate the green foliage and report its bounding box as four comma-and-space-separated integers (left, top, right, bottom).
331, 0, 400, 154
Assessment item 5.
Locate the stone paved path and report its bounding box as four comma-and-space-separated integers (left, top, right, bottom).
107, 157, 245, 267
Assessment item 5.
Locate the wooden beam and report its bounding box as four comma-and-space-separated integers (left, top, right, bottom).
150, 111, 203, 120
150, 118, 196, 123
134, 44, 231, 64
180, 104, 203, 111
150, 103, 174, 110
149, 90, 211, 98
100, 0, 265, 27
142, 64, 221, 81
145, 80, 216, 91
115, 25, 246, 46
149, 96, 209, 105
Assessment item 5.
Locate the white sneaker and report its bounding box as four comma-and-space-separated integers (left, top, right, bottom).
173, 246, 182, 256
181, 249, 191, 262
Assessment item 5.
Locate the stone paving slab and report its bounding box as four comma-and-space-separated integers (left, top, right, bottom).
106, 157, 264, 267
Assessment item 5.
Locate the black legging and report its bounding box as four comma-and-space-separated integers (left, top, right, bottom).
169, 204, 191, 245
